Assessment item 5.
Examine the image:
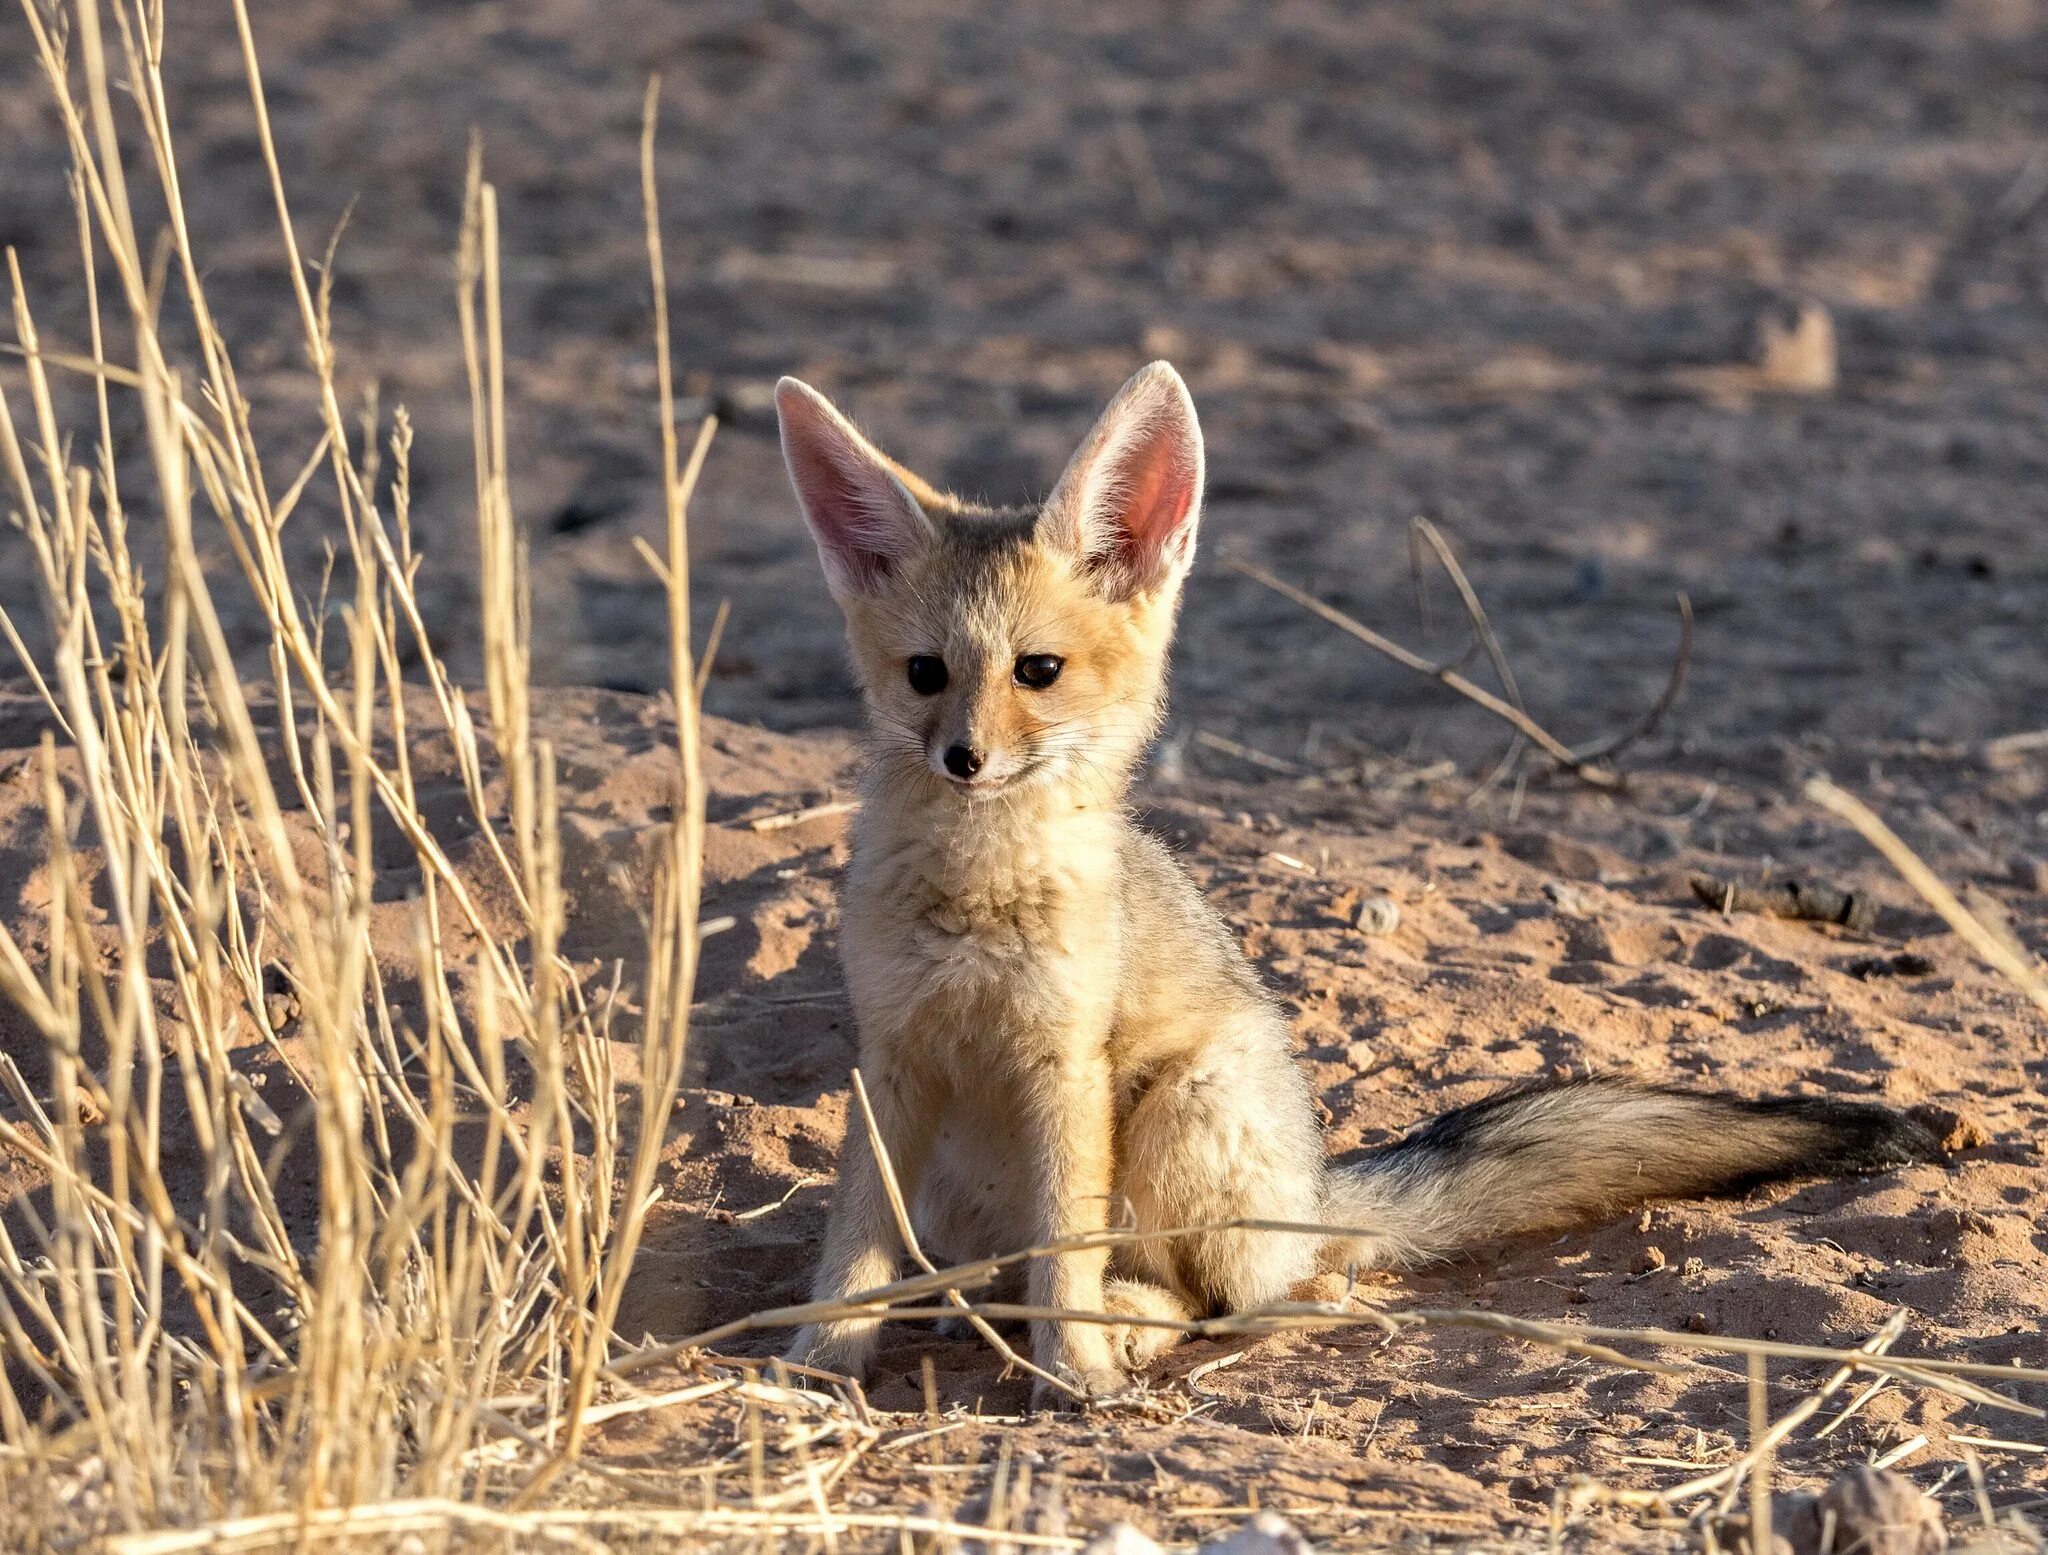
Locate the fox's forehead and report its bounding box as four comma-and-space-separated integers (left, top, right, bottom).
868, 515, 1102, 656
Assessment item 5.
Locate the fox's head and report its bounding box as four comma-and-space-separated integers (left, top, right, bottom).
776, 363, 1203, 802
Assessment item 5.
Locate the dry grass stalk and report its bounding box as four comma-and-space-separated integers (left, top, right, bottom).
105, 1496, 1090, 1555
1805, 777, 2048, 1016
1748, 1352, 1774, 1553
1407, 515, 1531, 795
0, 0, 705, 1540
1577, 1311, 1909, 1518
607, 1217, 2044, 1417
848, 1067, 1084, 1401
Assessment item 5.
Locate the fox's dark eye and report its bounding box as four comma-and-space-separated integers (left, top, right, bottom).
1014, 654, 1064, 690
906, 655, 948, 695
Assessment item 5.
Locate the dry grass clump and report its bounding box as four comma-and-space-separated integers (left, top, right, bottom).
0, 0, 704, 1542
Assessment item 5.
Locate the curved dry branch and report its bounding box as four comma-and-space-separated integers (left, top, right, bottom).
1226, 555, 1622, 788
1571, 591, 1694, 763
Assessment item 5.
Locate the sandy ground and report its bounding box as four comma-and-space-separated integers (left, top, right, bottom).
0, 683, 2042, 1545
588, 701, 2048, 1547
1, 0, 2046, 1546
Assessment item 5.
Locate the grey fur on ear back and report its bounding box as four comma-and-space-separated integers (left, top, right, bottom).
775, 377, 934, 597
1042, 361, 1204, 599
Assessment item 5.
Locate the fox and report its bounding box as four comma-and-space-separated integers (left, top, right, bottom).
772, 362, 1945, 1403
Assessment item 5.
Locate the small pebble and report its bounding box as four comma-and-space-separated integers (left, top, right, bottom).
1080, 1528, 1162, 1555
1680, 1256, 1706, 1281
1354, 896, 1401, 935
1906, 1103, 1990, 1154
1775, 1466, 1947, 1555
1685, 1310, 1713, 1334
1846, 951, 1937, 980
1631, 1246, 1667, 1275
1197, 1512, 1315, 1555
1542, 881, 1592, 915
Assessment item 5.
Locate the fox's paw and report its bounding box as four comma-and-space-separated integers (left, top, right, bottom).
784, 1319, 878, 1383
1030, 1360, 1131, 1412
1101, 1279, 1193, 1372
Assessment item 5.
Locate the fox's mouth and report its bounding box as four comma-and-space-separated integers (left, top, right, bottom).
941, 771, 1017, 798
937, 757, 1042, 797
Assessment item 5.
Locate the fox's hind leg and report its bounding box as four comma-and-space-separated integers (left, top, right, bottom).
1116, 1016, 1328, 1320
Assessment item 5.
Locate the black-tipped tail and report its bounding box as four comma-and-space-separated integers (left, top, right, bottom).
1320, 1076, 1945, 1271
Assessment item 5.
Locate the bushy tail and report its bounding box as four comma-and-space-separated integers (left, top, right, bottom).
1320, 1076, 1944, 1272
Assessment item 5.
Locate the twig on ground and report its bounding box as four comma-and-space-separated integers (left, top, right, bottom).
1184, 1351, 1250, 1393
1805, 777, 2048, 1015
749, 798, 860, 832
720, 1176, 823, 1223
1984, 728, 2048, 758
1577, 1311, 1908, 1514
1689, 873, 1879, 932
1227, 555, 1622, 787
1571, 592, 1693, 762
1871, 1435, 1930, 1471
1817, 1373, 1894, 1439
1231, 552, 1694, 788
1193, 729, 1306, 776
1408, 517, 1531, 795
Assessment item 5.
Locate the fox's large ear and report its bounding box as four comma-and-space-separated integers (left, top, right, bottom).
1042, 361, 1204, 599
776, 377, 934, 597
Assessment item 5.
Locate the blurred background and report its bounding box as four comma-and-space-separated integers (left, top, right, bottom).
4, 0, 2046, 773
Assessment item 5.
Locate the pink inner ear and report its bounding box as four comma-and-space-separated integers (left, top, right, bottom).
778, 382, 926, 592
1069, 405, 1202, 595
787, 440, 897, 585
1110, 423, 1200, 578
1047, 363, 1205, 596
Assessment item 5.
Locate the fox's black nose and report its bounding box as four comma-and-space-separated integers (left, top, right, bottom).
943, 744, 983, 779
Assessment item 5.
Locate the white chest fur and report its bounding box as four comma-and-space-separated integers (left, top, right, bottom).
841, 804, 1122, 1074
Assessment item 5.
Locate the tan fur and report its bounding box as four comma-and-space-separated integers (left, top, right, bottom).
773, 365, 1936, 1403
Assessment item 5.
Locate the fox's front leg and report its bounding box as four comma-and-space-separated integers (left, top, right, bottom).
786, 1065, 938, 1380
1021, 1048, 1122, 1404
